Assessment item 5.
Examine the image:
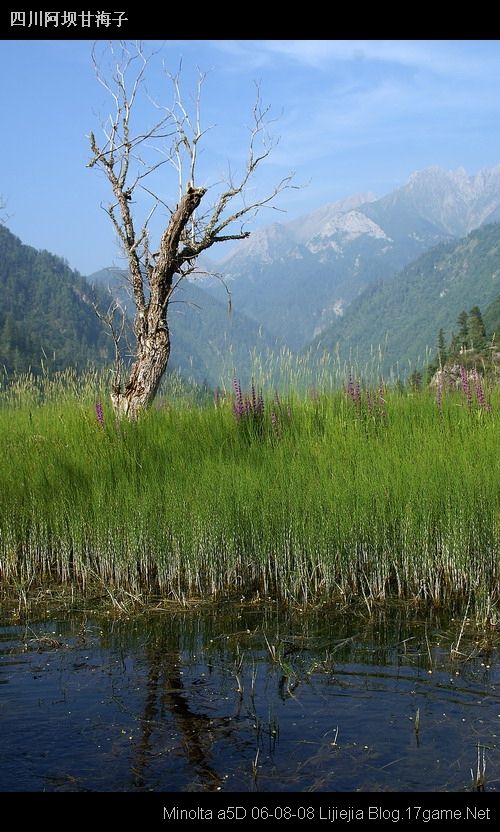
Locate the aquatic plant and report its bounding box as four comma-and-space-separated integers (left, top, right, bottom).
0, 371, 498, 624
471, 744, 487, 792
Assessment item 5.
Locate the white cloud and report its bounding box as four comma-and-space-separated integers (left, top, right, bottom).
211, 39, 500, 81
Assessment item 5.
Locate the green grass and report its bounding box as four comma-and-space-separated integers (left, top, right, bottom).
0, 370, 498, 622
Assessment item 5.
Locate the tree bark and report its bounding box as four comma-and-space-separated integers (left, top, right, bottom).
111, 186, 206, 419
111, 327, 170, 420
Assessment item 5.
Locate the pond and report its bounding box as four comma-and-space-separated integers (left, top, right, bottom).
0, 599, 498, 793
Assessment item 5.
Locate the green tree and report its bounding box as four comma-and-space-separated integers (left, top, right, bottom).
437, 327, 447, 364
468, 305, 486, 348
449, 331, 460, 355
457, 310, 468, 347
0, 224, 119, 374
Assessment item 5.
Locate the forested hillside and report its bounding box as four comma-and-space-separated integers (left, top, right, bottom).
0, 225, 115, 373
309, 222, 500, 377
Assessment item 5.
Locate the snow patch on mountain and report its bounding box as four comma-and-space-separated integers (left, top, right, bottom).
308, 211, 390, 254
219, 193, 378, 269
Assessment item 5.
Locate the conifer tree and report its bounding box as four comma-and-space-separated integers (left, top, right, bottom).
457, 310, 469, 347
437, 328, 447, 364
468, 305, 486, 348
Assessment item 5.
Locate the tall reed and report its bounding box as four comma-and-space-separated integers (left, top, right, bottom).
0, 371, 498, 622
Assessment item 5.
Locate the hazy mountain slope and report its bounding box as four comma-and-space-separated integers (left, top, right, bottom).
211, 240, 413, 351
483, 293, 500, 337
309, 223, 500, 377
209, 192, 431, 350
208, 165, 500, 350
366, 166, 500, 237
89, 268, 279, 387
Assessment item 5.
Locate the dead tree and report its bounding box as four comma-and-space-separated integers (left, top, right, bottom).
88, 42, 293, 419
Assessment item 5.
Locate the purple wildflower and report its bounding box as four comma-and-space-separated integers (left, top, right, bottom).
346, 376, 361, 405
346, 375, 355, 402
471, 368, 490, 411
232, 377, 244, 420
251, 379, 257, 414
271, 409, 280, 437
366, 389, 373, 416
95, 401, 104, 428
232, 378, 266, 434
459, 365, 473, 409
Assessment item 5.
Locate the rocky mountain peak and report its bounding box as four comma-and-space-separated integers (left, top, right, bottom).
218, 192, 379, 269
398, 165, 500, 234
205, 163, 500, 353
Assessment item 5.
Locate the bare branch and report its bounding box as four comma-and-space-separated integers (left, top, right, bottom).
91, 295, 127, 396
88, 41, 294, 419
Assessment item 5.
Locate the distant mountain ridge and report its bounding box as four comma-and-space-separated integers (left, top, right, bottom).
217, 192, 378, 266
4, 163, 500, 386
0, 214, 279, 386
0, 221, 279, 386
208, 164, 500, 350
396, 165, 500, 235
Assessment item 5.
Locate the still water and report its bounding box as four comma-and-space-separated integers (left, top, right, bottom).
0, 601, 498, 792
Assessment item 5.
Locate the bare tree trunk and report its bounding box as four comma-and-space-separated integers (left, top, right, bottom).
111, 327, 170, 419
108, 185, 205, 419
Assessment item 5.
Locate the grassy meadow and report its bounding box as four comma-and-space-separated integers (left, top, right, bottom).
0, 368, 498, 622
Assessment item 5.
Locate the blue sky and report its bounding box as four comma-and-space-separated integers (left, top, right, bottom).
1, 39, 500, 275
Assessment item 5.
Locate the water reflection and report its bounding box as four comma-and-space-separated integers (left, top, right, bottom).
131, 645, 231, 791
0, 603, 498, 792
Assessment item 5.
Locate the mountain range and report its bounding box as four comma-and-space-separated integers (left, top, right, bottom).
207, 165, 500, 352
2, 163, 500, 385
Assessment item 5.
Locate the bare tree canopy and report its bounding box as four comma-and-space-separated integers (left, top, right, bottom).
88, 41, 294, 419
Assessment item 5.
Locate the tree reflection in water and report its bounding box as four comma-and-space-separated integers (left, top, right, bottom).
131, 645, 237, 791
